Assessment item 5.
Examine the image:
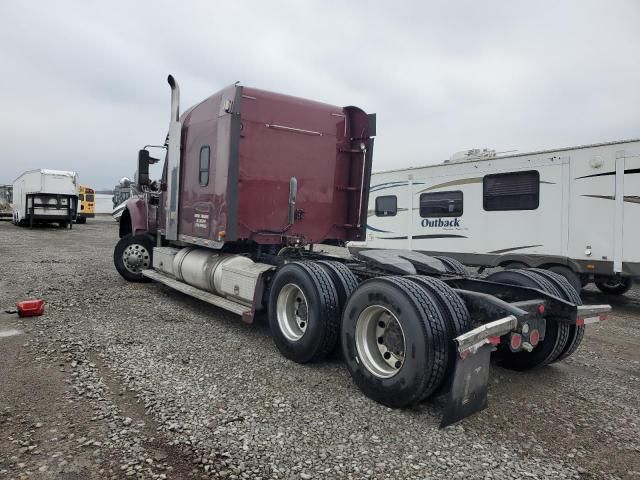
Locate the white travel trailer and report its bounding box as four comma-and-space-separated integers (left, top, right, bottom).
352, 139, 640, 295
12, 169, 79, 228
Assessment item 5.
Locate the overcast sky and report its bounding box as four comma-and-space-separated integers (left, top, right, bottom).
1, 1, 639, 189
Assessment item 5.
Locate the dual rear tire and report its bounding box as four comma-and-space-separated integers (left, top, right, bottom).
268, 262, 472, 407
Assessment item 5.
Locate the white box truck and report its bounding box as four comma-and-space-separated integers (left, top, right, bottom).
352, 139, 640, 295
12, 169, 79, 228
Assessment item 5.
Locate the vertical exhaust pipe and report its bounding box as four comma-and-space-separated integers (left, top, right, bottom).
165, 75, 182, 241
168, 75, 180, 122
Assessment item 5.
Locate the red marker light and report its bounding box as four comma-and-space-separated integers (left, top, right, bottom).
487, 336, 500, 346
537, 304, 545, 315
576, 318, 585, 327
510, 333, 522, 350
529, 329, 540, 346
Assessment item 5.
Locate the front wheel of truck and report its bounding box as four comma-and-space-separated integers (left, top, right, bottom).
114, 233, 154, 282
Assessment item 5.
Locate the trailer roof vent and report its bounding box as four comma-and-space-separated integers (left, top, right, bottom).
445, 149, 496, 163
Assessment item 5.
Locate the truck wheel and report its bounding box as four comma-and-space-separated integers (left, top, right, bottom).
485, 270, 570, 370
341, 276, 449, 407
526, 268, 585, 363
316, 260, 359, 313
502, 262, 528, 270
113, 233, 154, 282
406, 275, 472, 393
595, 276, 633, 295
76, 217, 87, 224
268, 262, 339, 364
433, 256, 467, 275
546, 265, 582, 295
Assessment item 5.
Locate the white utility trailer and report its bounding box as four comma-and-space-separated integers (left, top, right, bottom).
12, 169, 79, 228
352, 139, 640, 295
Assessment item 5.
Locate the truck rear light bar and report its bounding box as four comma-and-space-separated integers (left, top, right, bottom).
455, 315, 518, 359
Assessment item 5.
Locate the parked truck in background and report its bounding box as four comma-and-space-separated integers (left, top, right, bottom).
353, 140, 640, 296
113, 76, 611, 426
12, 169, 78, 228
0, 184, 12, 221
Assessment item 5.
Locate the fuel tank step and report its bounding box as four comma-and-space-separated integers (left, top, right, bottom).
141, 269, 250, 316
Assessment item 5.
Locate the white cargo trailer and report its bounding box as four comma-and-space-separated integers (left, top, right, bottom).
12, 169, 79, 228
352, 139, 640, 295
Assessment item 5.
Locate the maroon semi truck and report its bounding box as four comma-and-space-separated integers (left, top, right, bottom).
114, 76, 611, 426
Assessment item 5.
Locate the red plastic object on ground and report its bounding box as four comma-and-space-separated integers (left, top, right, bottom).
16, 299, 45, 317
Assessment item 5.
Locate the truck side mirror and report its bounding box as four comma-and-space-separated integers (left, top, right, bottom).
138, 149, 150, 186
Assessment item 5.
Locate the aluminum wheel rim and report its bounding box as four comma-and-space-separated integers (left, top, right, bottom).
122, 243, 150, 273
355, 305, 406, 378
276, 283, 309, 342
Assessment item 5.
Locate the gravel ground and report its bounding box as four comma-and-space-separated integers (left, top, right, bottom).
0, 217, 639, 480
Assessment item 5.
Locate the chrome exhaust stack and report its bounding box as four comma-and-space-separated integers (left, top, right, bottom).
165, 75, 182, 241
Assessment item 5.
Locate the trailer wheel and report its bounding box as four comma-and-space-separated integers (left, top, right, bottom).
595, 276, 633, 295
526, 268, 585, 363
341, 276, 449, 407
316, 260, 359, 313
406, 275, 471, 393
113, 233, 154, 282
268, 262, 339, 363
485, 270, 570, 370
433, 256, 468, 275
546, 265, 582, 295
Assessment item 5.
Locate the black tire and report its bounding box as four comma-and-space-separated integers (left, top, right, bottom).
546, 265, 582, 295
595, 276, 633, 295
268, 262, 340, 364
502, 262, 528, 270
485, 270, 570, 370
341, 276, 449, 407
526, 268, 584, 362
433, 255, 467, 275
59, 221, 69, 229
76, 217, 87, 224
316, 260, 359, 313
113, 233, 154, 282
406, 275, 472, 393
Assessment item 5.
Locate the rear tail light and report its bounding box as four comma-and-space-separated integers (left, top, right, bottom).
529, 329, 540, 346
510, 333, 522, 350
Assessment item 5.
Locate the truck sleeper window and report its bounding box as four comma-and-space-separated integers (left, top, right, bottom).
420, 191, 463, 217
375, 195, 397, 217
199, 146, 210, 186
483, 170, 539, 211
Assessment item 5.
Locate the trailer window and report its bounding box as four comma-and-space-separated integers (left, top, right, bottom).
483, 170, 539, 211
199, 146, 210, 186
375, 195, 397, 217
420, 191, 463, 217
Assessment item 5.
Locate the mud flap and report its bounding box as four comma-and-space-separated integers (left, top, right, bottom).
440, 344, 493, 428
